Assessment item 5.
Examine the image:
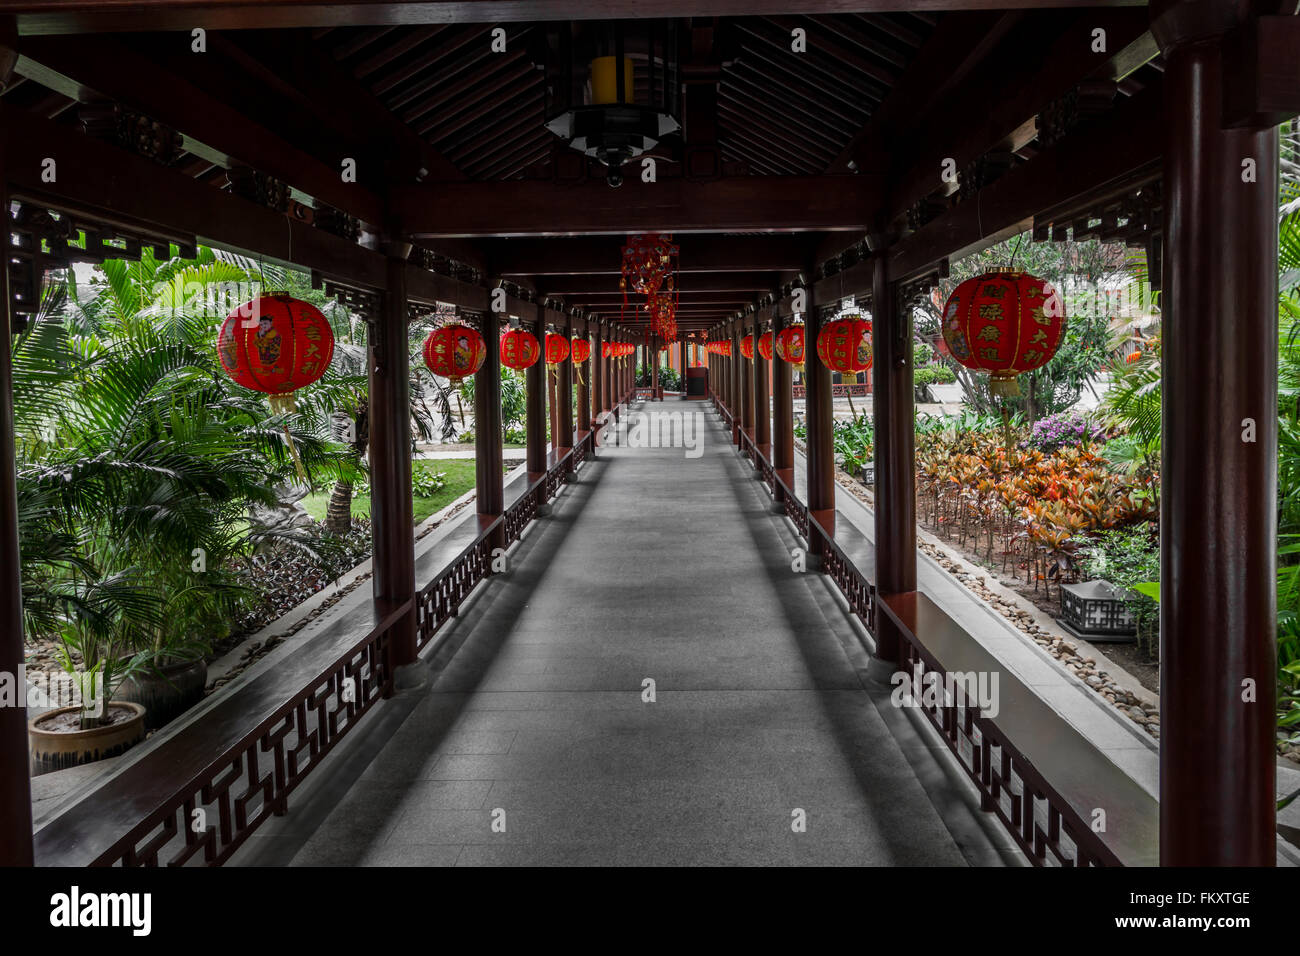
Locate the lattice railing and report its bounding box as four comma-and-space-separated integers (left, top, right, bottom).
897, 639, 1118, 867
714, 397, 1114, 867
93, 614, 395, 866
88, 429, 597, 867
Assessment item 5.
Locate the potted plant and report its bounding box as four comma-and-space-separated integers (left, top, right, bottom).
28, 571, 161, 775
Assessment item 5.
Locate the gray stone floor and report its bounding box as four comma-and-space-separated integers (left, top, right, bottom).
234, 402, 1011, 866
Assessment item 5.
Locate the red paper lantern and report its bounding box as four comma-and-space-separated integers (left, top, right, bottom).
816, 315, 873, 375
757, 331, 774, 362
218, 294, 334, 410
422, 323, 486, 384
545, 332, 570, 365
500, 328, 540, 370
775, 324, 804, 367
602, 342, 612, 359
571, 338, 591, 364
739, 334, 754, 360
713, 340, 732, 358
940, 271, 1065, 397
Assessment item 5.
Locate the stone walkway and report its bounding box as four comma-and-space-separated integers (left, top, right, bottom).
235, 403, 1005, 866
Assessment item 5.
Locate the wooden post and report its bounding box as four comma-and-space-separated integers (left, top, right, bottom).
730, 322, 742, 445
740, 321, 753, 439
371, 246, 417, 671
476, 306, 505, 552
772, 306, 794, 501
576, 323, 591, 435
804, 280, 835, 550
591, 321, 604, 425
525, 306, 547, 479
559, 314, 574, 455
0, 130, 34, 866
870, 256, 915, 667
679, 337, 688, 398
1153, 0, 1278, 866
754, 314, 770, 459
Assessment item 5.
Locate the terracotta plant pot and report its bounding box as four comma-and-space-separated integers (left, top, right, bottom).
115, 657, 208, 731
28, 702, 147, 776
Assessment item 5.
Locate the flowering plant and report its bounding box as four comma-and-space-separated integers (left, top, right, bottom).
1023, 411, 1108, 453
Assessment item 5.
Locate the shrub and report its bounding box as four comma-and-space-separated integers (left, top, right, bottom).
1024, 411, 1108, 453
1075, 524, 1160, 656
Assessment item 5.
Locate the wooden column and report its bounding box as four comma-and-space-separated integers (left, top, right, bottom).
870, 256, 915, 666
591, 321, 604, 423
559, 314, 574, 453
754, 316, 771, 458
0, 133, 34, 865
525, 307, 547, 479
740, 322, 754, 438
1153, 0, 1279, 866
804, 282, 835, 549
730, 322, 742, 445
371, 246, 417, 671
602, 322, 612, 413
772, 307, 794, 500
476, 307, 505, 551
679, 337, 688, 398
576, 323, 591, 435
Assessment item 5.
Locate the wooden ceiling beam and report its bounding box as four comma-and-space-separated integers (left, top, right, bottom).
394, 173, 883, 237
7, 2, 1151, 36
370, 24, 487, 95
487, 236, 812, 276
538, 272, 780, 295
888, 84, 1161, 283
15, 34, 388, 224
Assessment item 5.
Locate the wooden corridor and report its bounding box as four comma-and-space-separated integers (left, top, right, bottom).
234, 404, 1001, 866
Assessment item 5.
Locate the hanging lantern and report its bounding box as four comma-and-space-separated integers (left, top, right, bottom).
757, 331, 774, 362
545, 332, 571, 364
571, 338, 591, 364
713, 340, 732, 358
739, 334, 754, 360
775, 324, 805, 371
543, 21, 681, 189
218, 293, 335, 412
940, 271, 1066, 397
500, 328, 541, 370
422, 322, 487, 384
602, 341, 612, 359
816, 314, 873, 375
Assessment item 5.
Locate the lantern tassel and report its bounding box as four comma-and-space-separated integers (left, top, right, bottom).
990, 374, 1020, 399
281, 423, 309, 484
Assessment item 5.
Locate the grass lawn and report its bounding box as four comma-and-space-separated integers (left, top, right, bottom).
300, 459, 479, 525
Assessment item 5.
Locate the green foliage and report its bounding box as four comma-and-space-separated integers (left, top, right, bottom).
16, 250, 359, 720
1076, 524, 1161, 657
833, 413, 874, 473
919, 234, 1124, 421
636, 363, 681, 391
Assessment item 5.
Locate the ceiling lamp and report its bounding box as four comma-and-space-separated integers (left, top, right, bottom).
544, 20, 681, 188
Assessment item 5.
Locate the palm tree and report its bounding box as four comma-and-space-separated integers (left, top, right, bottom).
16, 248, 356, 724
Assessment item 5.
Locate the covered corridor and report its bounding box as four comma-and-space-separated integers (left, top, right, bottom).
233, 404, 1005, 866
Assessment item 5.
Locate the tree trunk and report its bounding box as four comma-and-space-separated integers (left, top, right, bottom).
324, 478, 354, 535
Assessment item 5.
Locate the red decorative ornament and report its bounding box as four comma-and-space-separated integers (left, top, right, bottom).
712, 340, 732, 358
757, 331, 774, 362
602, 342, 612, 359
571, 338, 591, 364
500, 328, 540, 370
545, 332, 570, 365
218, 294, 335, 411
621, 233, 678, 300
775, 324, 805, 367
739, 334, 754, 360
816, 315, 873, 375
422, 322, 487, 384
940, 270, 1066, 397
